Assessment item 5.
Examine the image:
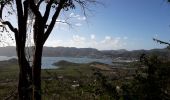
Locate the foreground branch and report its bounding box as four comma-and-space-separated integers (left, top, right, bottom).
1, 21, 17, 33
43, 0, 66, 43
153, 38, 170, 46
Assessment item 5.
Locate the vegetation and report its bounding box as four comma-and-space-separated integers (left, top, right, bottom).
121, 55, 170, 100
0, 0, 98, 99
0, 59, 133, 100
1, 54, 169, 100
0, 0, 170, 100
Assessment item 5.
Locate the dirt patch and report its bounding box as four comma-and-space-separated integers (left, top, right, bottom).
90, 64, 112, 71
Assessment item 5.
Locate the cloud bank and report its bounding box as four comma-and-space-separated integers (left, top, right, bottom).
45, 34, 128, 50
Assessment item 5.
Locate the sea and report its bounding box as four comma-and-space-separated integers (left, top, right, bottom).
0, 56, 113, 69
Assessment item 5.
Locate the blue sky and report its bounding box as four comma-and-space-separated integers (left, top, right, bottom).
1, 0, 170, 50
44, 0, 170, 50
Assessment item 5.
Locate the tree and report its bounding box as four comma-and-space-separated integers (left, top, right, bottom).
0, 0, 97, 99
122, 54, 170, 100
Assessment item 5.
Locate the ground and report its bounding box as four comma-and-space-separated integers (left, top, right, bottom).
0, 59, 137, 100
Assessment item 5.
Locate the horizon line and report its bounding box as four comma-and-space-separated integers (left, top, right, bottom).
0, 46, 166, 51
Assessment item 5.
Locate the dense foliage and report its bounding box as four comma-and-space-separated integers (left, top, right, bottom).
122, 54, 170, 100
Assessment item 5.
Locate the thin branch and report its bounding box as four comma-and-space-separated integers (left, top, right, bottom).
153, 38, 170, 46
43, 0, 54, 24
43, 0, 66, 44
56, 20, 72, 26
0, 20, 19, 45
1, 21, 17, 33
0, 0, 14, 19
74, 0, 99, 16
0, 25, 8, 33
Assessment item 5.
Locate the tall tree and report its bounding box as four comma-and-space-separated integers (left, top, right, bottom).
0, 0, 97, 100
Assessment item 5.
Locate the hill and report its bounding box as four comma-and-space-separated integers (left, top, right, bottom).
102, 48, 170, 59
0, 46, 169, 59
43, 47, 104, 58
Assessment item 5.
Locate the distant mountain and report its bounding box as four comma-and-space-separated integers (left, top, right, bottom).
0, 46, 104, 58
43, 47, 104, 58
0, 46, 169, 59
0, 46, 16, 56
101, 48, 170, 59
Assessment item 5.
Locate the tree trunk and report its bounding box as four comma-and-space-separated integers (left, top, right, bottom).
32, 18, 44, 99
32, 45, 43, 100
17, 45, 32, 100
18, 59, 32, 100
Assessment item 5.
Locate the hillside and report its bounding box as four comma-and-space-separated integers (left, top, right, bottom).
0, 46, 169, 59
43, 47, 104, 58
102, 48, 170, 59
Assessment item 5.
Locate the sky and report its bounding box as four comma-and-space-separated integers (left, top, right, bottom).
1, 0, 170, 50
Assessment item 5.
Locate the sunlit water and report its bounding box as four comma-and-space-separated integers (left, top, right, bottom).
0, 56, 113, 69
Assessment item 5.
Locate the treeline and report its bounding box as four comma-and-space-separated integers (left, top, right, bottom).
96, 54, 170, 100
121, 54, 170, 100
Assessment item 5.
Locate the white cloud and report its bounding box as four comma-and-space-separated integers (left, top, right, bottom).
67, 35, 86, 48
90, 34, 95, 40
1, 33, 127, 50
77, 16, 86, 21
75, 23, 82, 26
44, 40, 63, 47
72, 35, 86, 42
69, 13, 80, 18
69, 13, 86, 21
105, 36, 111, 40
99, 36, 123, 49
54, 19, 70, 31
45, 35, 127, 50
69, 13, 74, 17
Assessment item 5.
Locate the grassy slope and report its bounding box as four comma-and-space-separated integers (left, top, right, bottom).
0, 60, 133, 100
0, 61, 18, 99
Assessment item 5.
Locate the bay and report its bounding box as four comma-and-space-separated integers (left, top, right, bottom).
0, 56, 113, 69
42, 57, 113, 69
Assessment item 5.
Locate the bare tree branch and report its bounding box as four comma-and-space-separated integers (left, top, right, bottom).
1, 21, 17, 33
0, 0, 14, 19
153, 38, 170, 46
56, 20, 72, 26
43, 0, 54, 24
43, 0, 66, 44
0, 25, 8, 33
74, 0, 100, 16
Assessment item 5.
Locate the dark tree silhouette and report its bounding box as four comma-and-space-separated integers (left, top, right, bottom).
153, 38, 170, 46
0, 0, 97, 99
